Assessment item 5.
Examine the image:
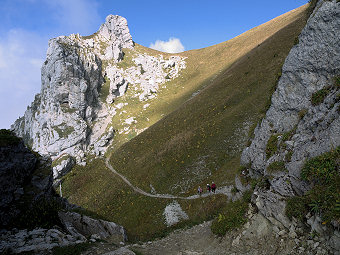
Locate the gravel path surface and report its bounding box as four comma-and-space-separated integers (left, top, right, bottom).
105, 155, 231, 200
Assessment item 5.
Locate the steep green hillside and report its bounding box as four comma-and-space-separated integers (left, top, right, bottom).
62, 4, 310, 241
110, 5, 309, 195
104, 5, 308, 150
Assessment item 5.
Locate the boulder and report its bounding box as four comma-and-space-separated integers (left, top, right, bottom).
52, 155, 75, 180
58, 211, 127, 242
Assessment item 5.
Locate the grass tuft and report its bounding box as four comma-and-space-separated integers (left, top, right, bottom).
266, 134, 279, 159
298, 108, 308, 119
285, 147, 340, 224
301, 147, 339, 185
54, 125, 75, 138
286, 196, 309, 221
311, 86, 332, 106
267, 161, 286, 174
211, 191, 252, 236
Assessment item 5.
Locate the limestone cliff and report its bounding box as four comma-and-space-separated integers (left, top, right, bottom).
11, 15, 186, 180
241, 0, 339, 251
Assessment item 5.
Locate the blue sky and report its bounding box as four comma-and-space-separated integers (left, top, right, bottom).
0, 0, 308, 128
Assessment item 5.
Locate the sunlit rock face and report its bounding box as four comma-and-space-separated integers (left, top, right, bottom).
241, 1, 340, 252
11, 14, 186, 181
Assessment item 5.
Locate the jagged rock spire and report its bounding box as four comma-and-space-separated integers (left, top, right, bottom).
98, 15, 134, 49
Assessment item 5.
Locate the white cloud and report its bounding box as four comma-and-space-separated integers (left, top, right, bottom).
0, 29, 46, 128
149, 37, 185, 53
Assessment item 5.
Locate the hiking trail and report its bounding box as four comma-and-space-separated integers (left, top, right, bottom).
105, 155, 233, 200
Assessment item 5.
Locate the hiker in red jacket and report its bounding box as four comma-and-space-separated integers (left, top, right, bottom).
211, 182, 216, 193
207, 184, 211, 193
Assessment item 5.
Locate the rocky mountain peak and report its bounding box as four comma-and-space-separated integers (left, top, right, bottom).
11, 14, 186, 182
98, 14, 134, 49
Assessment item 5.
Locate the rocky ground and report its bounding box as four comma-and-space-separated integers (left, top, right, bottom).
81, 205, 335, 255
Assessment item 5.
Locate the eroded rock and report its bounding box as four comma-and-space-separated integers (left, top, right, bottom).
58, 211, 127, 242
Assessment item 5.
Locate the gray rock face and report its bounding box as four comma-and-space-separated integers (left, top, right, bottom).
0, 212, 128, 254
58, 211, 127, 242
98, 15, 134, 62
0, 133, 126, 253
241, 1, 340, 252
10, 15, 132, 166
12, 34, 102, 162
0, 141, 37, 228
242, 0, 340, 197
253, 189, 290, 229
52, 155, 75, 180
242, 0, 340, 181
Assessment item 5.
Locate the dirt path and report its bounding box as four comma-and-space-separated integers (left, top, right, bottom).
104, 156, 231, 200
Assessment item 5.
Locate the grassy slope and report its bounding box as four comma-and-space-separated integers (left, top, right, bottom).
63, 5, 309, 241
110, 5, 309, 195
104, 5, 307, 150
63, 159, 227, 241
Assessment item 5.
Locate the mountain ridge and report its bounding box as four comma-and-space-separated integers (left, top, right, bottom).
5, 0, 340, 253
62, 2, 312, 242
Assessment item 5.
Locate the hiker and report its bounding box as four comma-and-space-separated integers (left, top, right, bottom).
197, 186, 203, 195
207, 183, 211, 193
211, 182, 216, 193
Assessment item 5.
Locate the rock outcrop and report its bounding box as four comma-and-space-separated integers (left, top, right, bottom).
11, 14, 186, 181
58, 211, 127, 242
0, 131, 127, 254
241, 0, 340, 252
0, 137, 37, 228
0, 212, 128, 254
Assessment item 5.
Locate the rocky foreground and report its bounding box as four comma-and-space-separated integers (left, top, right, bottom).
70, 205, 335, 255
0, 131, 126, 254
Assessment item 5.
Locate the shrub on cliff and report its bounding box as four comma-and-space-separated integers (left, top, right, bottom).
286, 147, 340, 224
0, 129, 21, 147
211, 191, 251, 236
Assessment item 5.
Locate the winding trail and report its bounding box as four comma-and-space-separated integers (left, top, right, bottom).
105, 156, 232, 200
